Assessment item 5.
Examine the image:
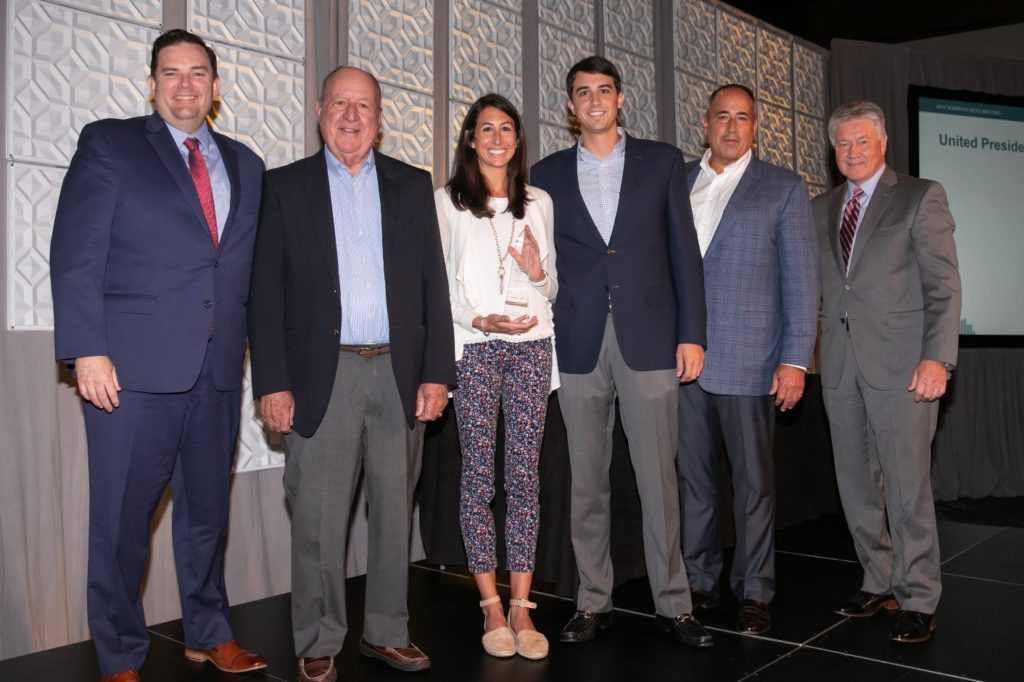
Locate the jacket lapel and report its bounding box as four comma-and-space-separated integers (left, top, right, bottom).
374, 151, 399, 276
827, 187, 845, 274
212, 131, 240, 247
846, 166, 896, 275
145, 113, 212, 243
563, 143, 606, 245
704, 156, 760, 259
305, 149, 341, 292
608, 135, 641, 246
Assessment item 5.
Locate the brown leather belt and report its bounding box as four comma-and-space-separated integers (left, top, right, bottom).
339, 344, 391, 358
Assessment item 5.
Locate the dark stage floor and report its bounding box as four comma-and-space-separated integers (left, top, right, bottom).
4, 509, 1024, 682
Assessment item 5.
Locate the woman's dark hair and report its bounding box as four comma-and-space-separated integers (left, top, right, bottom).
446, 93, 529, 220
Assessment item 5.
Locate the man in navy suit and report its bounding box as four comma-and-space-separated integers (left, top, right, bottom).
50, 30, 266, 682
247, 66, 455, 682
676, 84, 819, 635
530, 55, 711, 648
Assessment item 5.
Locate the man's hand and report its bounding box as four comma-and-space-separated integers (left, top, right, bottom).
770, 365, 806, 411
259, 390, 295, 433
676, 343, 704, 383
75, 355, 121, 412
908, 359, 948, 403
416, 382, 449, 422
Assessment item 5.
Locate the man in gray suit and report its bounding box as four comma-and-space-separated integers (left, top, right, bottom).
813, 100, 960, 644
677, 84, 819, 635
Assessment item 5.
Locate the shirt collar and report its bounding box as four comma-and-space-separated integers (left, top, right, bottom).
698, 148, 752, 177
577, 127, 626, 163
846, 164, 886, 202
326, 148, 377, 179
165, 120, 214, 151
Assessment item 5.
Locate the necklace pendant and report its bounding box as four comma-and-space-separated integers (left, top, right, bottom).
498, 266, 505, 279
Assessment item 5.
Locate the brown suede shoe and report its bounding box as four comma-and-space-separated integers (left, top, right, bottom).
184, 639, 268, 673
298, 656, 337, 682
359, 637, 431, 671
101, 672, 140, 682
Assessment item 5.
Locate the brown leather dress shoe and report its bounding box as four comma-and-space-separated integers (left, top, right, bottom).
834, 590, 898, 618
890, 610, 937, 643
690, 588, 721, 613
184, 639, 268, 673
101, 672, 140, 682
298, 656, 337, 682
359, 637, 431, 672
737, 599, 771, 634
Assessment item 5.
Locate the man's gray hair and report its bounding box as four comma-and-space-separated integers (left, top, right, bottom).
827, 100, 886, 144
318, 65, 382, 110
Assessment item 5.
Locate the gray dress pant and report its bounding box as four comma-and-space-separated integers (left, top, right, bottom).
822, 336, 942, 614
285, 352, 424, 657
559, 316, 692, 617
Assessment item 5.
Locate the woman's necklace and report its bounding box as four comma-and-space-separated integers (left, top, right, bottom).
487, 214, 516, 281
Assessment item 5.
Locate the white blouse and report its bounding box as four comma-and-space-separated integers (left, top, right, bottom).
434, 185, 560, 389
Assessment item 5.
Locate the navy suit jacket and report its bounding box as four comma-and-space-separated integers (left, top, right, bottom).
530, 135, 706, 374
687, 156, 820, 396
51, 112, 265, 392
247, 149, 456, 436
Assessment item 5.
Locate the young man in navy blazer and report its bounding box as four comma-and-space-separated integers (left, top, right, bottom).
530, 55, 711, 648
50, 29, 266, 682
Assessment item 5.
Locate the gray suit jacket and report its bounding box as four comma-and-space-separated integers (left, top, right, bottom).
689, 156, 819, 396
813, 166, 961, 390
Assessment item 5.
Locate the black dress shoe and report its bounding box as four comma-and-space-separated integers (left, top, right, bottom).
655, 614, 714, 648
559, 610, 613, 643
690, 588, 720, 613
737, 599, 771, 634
834, 590, 898, 617
890, 610, 936, 643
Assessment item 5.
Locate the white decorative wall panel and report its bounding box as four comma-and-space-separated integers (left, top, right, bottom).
70, 0, 161, 24
607, 46, 657, 141
381, 85, 434, 171
604, 0, 653, 59
7, 164, 64, 328
539, 0, 593, 39
192, 0, 305, 59
538, 23, 593, 128
540, 121, 577, 158
450, 0, 523, 108
349, 0, 434, 95
212, 43, 305, 170
8, 0, 154, 166
675, 0, 717, 82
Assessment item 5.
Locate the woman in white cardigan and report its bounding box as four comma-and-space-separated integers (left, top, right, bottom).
434, 93, 557, 660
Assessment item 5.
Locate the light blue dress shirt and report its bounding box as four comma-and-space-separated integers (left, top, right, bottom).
166, 121, 230, 238
577, 128, 627, 244
327, 150, 390, 345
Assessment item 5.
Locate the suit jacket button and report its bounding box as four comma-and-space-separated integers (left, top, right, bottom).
331, 328, 340, 337
844, 284, 851, 291
202, 299, 213, 308
605, 248, 615, 255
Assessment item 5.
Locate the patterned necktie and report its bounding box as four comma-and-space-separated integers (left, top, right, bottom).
184, 137, 219, 248
839, 186, 863, 271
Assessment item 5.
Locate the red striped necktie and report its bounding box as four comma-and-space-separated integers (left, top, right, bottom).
839, 186, 863, 271
184, 137, 219, 248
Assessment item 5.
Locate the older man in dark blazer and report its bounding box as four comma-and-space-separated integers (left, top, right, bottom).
531, 55, 710, 649
676, 84, 819, 636
247, 66, 455, 682
50, 30, 266, 682
814, 100, 960, 644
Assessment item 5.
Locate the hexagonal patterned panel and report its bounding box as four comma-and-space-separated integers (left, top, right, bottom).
604, 0, 653, 59
757, 27, 791, 108
348, 0, 433, 95
379, 84, 433, 172
538, 23, 593, 127
758, 101, 794, 170
448, 100, 470, 165
451, 0, 522, 109
73, 0, 160, 24
234, 355, 285, 471
7, 163, 64, 328
212, 43, 304, 170
192, 0, 305, 59
797, 113, 830, 187
8, 0, 155, 165
717, 9, 756, 96
540, 121, 577, 159
674, 0, 717, 82
607, 47, 657, 141
795, 43, 827, 117
675, 70, 714, 160
539, 0, 594, 39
